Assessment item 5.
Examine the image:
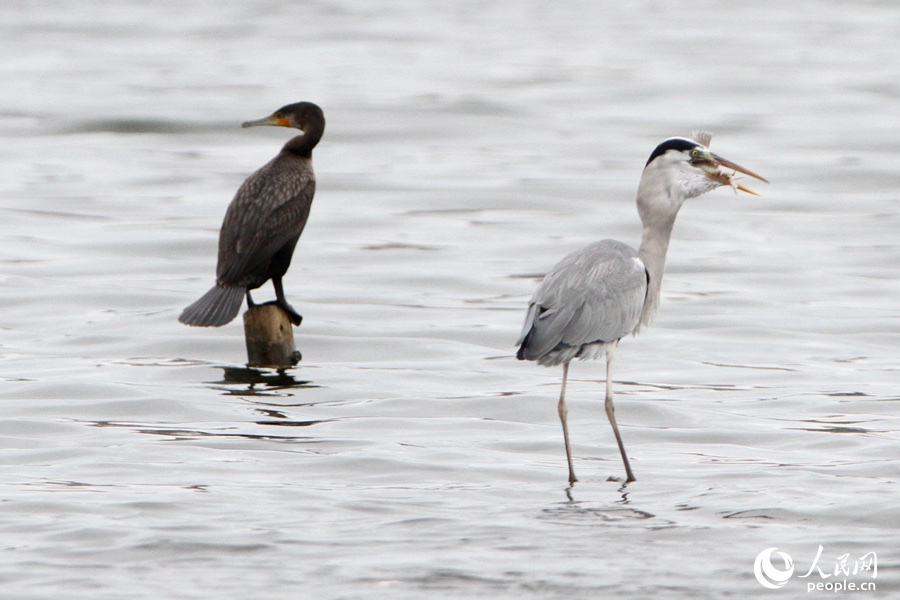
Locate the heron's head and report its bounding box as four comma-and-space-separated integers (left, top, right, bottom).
643, 136, 768, 200
241, 101, 325, 133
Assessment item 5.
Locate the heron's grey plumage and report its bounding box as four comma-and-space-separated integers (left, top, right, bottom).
516, 134, 767, 484
516, 240, 647, 367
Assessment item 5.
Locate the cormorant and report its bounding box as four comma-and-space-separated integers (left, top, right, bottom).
179, 101, 325, 327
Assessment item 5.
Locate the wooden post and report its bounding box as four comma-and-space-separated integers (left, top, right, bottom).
242, 304, 301, 369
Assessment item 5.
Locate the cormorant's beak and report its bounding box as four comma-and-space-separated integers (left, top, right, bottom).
697, 150, 769, 197
241, 114, 291, 129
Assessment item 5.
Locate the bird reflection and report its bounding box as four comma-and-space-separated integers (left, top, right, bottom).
214, 366, 318, 397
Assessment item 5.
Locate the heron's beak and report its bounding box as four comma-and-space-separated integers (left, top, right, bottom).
241, 114, 291, 128
699, 151, 769, 197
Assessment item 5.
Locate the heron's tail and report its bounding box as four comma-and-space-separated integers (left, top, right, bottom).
178, 285, 244, 327
515, 329, 532, 361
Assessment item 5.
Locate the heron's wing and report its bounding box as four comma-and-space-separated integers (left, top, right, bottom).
216, 154, 316, 285
518, 240, 647, 359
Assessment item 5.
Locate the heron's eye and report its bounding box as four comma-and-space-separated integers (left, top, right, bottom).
690, 149, 700, 158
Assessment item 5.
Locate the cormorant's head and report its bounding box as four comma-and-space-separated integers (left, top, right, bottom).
241, 101, 325, 134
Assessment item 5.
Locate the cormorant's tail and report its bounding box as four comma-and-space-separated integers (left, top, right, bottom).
178, 285, 244, 327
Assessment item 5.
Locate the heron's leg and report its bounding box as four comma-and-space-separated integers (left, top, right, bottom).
272, 277, 303, 326
605, 343, 636, 483
558, 362, 577, 484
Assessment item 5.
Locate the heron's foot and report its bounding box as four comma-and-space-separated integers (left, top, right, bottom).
606, 474, 636, 484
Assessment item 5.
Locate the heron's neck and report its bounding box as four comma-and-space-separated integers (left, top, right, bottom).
635, 171, 685, 326
637, 215, 677, 326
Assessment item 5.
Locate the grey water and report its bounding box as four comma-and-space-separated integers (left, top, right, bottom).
1, 1, 898, 598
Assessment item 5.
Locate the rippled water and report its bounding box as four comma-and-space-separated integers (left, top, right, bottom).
2, 1, 898, 598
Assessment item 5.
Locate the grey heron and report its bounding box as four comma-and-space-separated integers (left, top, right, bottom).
516, 134, 767, 484
179, 101, 325, 327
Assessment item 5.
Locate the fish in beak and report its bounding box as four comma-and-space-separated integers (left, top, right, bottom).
694, 148, 769, 196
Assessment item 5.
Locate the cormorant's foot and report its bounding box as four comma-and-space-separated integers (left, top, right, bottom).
279, 303, 303, 326
254, 300, 302, 326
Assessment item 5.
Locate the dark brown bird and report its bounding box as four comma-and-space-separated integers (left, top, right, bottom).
179, 101, 325, 327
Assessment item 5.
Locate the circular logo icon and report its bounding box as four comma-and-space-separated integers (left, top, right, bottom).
754, 548, 794, 589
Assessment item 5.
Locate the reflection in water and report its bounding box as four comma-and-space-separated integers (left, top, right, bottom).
213, 366, 320, 398
76, 364, 329, 441
563, 480, 633, 504
254, 418, 325, 428
85, 419, 324, 442
540, 501, 658, 527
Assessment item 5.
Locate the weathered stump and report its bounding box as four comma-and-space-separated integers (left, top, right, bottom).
242, 304, 301, 368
